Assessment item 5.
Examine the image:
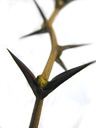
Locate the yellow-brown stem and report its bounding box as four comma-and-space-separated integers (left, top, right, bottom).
42, 25, 58, 79
42, 48, 57, 79
49, 8, 60, 24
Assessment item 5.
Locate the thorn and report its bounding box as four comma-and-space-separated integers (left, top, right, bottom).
56, 43, 89, 69
59, 43, 90, 51
33, 0, 47, 21
20, 28, 47, 39
7, 49, 38, 97
43, 61, 96, 98
56, 57, 67, 70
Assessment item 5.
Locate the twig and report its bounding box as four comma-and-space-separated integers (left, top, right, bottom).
29, 98, 43, 128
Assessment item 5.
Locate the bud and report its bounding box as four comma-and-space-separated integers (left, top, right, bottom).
55, 0, 75, 9
37, 75, 48, 88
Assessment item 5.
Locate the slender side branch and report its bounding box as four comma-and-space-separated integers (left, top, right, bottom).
42, 25, 58, 79
42, 48, 57, 79
49, 8, 60, 24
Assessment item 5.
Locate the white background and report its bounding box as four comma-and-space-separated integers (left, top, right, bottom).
0, 0, 96, 128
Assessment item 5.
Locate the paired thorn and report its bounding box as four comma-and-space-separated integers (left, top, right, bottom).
20, 0, 77, 39
56, 43, 90, 70
7, 49, 96, 99
20, 0, 48, 39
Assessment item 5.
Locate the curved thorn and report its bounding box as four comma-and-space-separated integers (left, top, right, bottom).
33, 0, 47, 21
20, 28, 46, 39
43, 61, 96, 98
7, 49, 38, 96
56, 57, 67, 70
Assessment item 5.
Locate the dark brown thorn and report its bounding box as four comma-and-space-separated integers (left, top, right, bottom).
43, 61, 96, 98
7, 49, 38, 97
